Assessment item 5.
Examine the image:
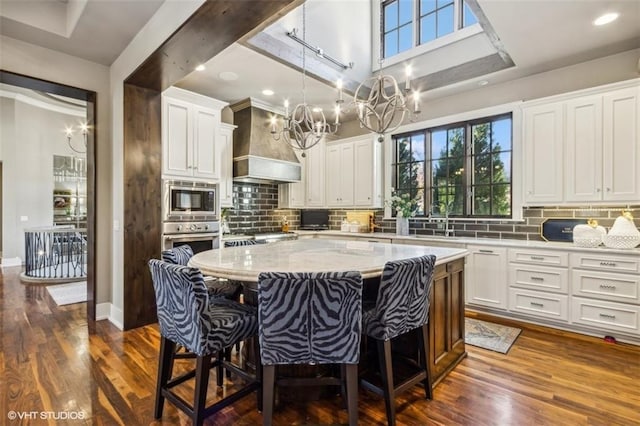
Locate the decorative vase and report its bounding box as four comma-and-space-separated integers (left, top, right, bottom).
573, 219, 606, 248
604, 211, 640, 249
396, 217, 409, 236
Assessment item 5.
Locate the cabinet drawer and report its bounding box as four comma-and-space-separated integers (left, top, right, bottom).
571, 297, 639, 334
571, 270, 639, 304
508, 249, 568, 267
570, 253, 639, 273
508, 288, 569, 321
508, 264, 568, 293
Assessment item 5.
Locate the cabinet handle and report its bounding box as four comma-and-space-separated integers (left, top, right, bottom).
530, 302, 544, 308
599, 261, 617, 267
599, 284, 617, 290
530, 256, 545, 261
530, 276, 545, 281
599, 313, 616, 319
479, 249, 494, 254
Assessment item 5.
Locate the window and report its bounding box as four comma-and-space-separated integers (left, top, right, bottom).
383, 0, 414, 58
392, 113, 512, 218
383, 0, 478, 58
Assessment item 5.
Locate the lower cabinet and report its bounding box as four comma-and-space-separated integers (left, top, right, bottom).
430, 258, 466, 386
465, 245, 508, 309
508, 287, 569, 321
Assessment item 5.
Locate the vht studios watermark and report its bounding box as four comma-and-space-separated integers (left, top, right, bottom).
7, 410, 86, 421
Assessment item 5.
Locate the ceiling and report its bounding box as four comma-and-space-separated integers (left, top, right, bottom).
1, 0, 638, 113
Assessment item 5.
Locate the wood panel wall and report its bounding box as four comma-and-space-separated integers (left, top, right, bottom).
122, 84, 162, 329
122, 0, 299, 329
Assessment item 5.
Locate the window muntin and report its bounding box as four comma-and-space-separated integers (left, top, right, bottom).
383, 0, 414, 58
392, 113, 512, 218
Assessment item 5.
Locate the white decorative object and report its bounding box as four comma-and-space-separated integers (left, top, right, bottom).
573, 219, 606, 248
603, 211, 640, 249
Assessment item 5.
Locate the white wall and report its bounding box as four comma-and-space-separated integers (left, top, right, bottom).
0, 98, 84, 259
0, 35, 111, 303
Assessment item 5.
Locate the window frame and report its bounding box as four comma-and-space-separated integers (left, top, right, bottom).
391, 112, 513, 219
381, 0, 478, 60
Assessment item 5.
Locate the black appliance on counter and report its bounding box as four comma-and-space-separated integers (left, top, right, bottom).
299, 209, 329, 230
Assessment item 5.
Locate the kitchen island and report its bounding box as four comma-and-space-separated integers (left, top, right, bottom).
190, 238, 469, 388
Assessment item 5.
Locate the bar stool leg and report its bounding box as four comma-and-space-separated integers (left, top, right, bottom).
262, 365, 276, 426
154, 337, 176, 419
345, 363, 359, 426
419, 324, 433, 399
377, 339, 396, 426
193, 355, 212, 426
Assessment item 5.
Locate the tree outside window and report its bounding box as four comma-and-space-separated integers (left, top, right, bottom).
392, 113, 512, 218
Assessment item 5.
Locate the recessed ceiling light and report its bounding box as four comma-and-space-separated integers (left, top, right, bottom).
478, 80, 489, 86
218, 71, 239, 81
593, 12, 619, 26
262, 89, 274, 96
195, 64, 206, 72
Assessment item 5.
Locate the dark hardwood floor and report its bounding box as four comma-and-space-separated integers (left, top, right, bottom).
2, 264, 639, 425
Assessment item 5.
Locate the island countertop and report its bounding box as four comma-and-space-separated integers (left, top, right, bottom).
190, 238, 469, 281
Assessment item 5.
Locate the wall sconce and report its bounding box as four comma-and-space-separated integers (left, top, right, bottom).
65, 123, 88, 154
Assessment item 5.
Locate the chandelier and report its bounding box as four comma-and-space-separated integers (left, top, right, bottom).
270, 3, 338, 156
337, 61, 421, 143
65, 123, 88, 154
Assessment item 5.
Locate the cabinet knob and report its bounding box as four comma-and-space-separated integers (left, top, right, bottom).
367, 197, 371, 200
596, 188, 601, 192
606, 187, 611, 192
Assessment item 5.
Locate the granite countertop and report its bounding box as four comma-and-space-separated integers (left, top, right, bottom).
190, 238, 468, 281
294, 230, 640, 256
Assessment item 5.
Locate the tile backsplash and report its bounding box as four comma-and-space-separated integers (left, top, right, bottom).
225, 182, 638, 241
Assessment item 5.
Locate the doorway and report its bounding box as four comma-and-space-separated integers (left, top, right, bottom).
0, 70, 97, 322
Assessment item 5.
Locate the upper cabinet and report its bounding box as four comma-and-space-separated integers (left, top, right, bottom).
326, 142, 355, 206
602, 87, 640, 202
278, 138, 327, 208
326, 134, 383, 208
522, 102, 564, 204
162, 87, 228, 182
522, 80, 640, 205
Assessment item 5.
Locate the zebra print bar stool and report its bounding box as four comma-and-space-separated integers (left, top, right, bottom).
224, 239, 266, 247
148, 260, 261, 426
162, 245, 241, 300
360, 255, 437, 426
258, 271, 363, 426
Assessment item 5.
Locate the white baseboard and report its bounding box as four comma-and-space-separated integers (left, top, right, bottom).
96, 303, 111, 320
1, 257, 22, 268
95, 303, 124, 330
109, 304, 124, 330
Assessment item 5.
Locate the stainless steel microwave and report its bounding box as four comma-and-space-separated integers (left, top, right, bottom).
163, 180, 218, 222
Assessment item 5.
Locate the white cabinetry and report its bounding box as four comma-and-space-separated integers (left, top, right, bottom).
325, 135, 383, 208
218, 123, 236, 207
565, 87, 640, 202
602, 87, 640, 201
305, 140, 326, 207
522, 102, 564, 204
570, 252, 640, 336
465, 245, 507, 309
278, 149, 306, 208
279, 139, 327, 208
326, 143, 354, 206
162, 87, 228, 182
354, 137, 383, 207
507, 248, 570, 322
523, 80, 640, 205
